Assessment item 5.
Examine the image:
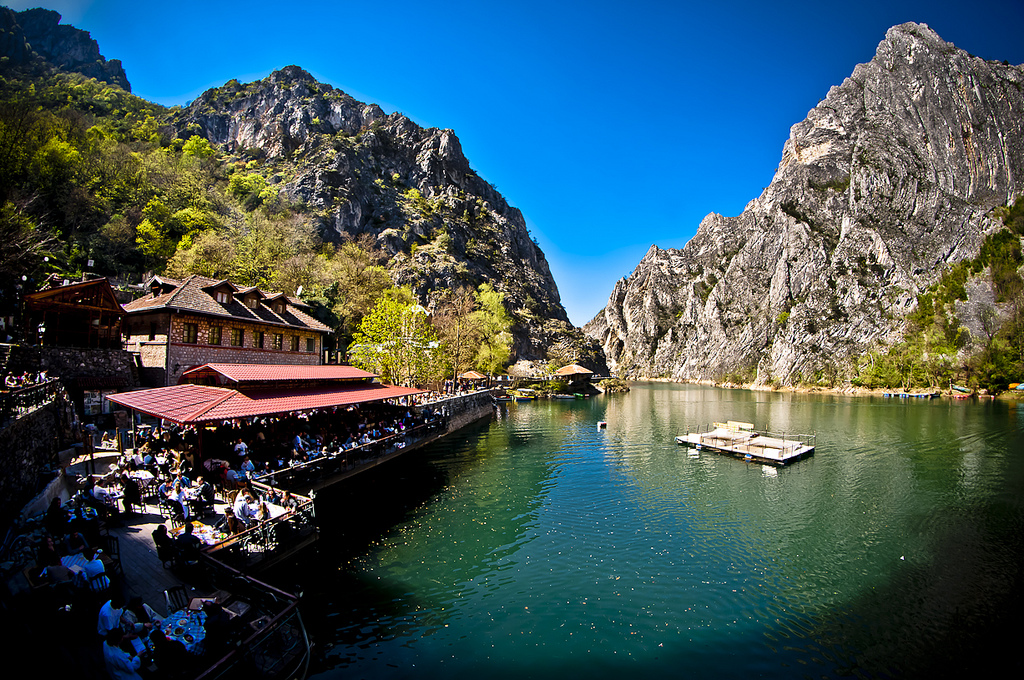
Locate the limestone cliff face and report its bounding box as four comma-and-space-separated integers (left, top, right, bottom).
0, 7, 130, 90
175, 67, 606, 369
585, 23, 1024, 385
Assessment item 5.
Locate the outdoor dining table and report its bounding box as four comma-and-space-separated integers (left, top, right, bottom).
162, 607, 206, 653
128, 469, 155, 481
171, 519, 228, 546
59, 552, 110, 589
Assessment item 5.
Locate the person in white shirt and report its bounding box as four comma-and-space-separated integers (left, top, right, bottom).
83, 547, 109, 590
102, 629, 143, 680
170, 481, 190, 519
234, 438, 248, 458
97, 594, 125, 636
240, 455, 255, 478
233, 492, 256, 525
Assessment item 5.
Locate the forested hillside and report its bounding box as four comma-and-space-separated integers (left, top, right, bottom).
0, 6, 606, 380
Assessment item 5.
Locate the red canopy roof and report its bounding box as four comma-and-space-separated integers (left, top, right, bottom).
458, 370, 486, 380
554, 364, 593, 376
180, 363, 376, 384
105, 382, 424, 424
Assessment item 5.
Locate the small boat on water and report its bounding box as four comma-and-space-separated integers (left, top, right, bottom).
597, 421, 607, 429
494, 394, 513, 403
552, 394, 576, 399
512, 389, 537, 401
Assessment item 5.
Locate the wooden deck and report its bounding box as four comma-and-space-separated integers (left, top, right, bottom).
675, 422, 815, 466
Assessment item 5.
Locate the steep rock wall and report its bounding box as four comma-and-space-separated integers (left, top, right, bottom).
175, 67, 605, 369
586, 23, 1024, 385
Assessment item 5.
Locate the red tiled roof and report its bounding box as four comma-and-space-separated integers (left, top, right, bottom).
554, 364, 593, 376
180, 363, 377, 383
458, 370, 486, 380
106, 382, 424, 424
123, 275, 332, 334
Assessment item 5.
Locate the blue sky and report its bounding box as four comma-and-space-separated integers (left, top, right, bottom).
10, 1, 1024, 325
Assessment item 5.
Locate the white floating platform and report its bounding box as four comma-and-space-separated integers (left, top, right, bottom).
675, 425, 814, 466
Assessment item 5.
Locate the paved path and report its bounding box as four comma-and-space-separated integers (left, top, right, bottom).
107, 499, 228, 616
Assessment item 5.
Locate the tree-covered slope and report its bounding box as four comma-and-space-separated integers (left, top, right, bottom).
0, 6, 605, 373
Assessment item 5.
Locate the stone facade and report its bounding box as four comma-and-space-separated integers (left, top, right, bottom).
125, 310, 323, 386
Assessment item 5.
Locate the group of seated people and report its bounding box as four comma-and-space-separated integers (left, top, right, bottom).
222, 404, 435, 474
2, 369, 48, 390
99, 592, 239, 680
33, 502, 111, 591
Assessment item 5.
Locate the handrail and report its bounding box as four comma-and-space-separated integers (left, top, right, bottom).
252, 417, 445, 489
0, 378, 61, 428
203, 495, 316, 559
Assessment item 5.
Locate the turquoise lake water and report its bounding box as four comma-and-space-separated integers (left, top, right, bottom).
290, 383, 1024, 679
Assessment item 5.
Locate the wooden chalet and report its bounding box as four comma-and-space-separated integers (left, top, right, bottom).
23, 277, 125, 349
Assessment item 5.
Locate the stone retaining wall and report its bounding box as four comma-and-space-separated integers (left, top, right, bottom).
2, 343, 139, 388
0, 389, 77, 522
433, 389, 496, 434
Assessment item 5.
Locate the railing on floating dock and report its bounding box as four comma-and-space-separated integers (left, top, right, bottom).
675, 421, 815, 466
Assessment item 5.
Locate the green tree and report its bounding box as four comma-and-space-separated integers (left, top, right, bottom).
434, 287, 484, 382
182, 135, 215, 158
135, 198, 177, 262
301, 235, 392, 345
165, 228, 235, 279
350, 291, 439, 386
0, 201, 56, 314
230, 214, 291, 289
471, 283, 512, 375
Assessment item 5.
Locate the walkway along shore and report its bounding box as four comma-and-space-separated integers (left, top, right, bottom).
2, 382, 498, 680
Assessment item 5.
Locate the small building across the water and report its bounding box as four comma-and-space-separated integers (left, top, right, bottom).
553, 364, 593, 385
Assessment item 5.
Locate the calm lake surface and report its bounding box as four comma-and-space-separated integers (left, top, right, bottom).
290, 383, 1024, 679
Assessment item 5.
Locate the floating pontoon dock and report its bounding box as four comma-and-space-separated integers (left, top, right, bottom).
675, 421, 815, 466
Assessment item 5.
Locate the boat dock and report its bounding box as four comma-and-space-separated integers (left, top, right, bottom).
675, 421, 815, 466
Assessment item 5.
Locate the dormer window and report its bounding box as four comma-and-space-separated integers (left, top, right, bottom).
247, 297, 258, 309
275, 302, 285, 314
216, 291, 231, 304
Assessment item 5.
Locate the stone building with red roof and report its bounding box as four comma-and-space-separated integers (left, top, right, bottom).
122, 275, 332, 386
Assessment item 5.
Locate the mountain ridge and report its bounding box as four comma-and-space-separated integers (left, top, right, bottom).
0, 7, 129, 90
170, 65, 606, 370
585, 22, 1024, 386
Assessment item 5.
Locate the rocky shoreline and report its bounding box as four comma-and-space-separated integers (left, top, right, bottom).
634, 377, 1024, 399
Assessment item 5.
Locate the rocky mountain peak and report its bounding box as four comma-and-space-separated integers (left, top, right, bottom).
0, 6, 129, 90
586, 23, 1024, 385
173, 67, 605, 371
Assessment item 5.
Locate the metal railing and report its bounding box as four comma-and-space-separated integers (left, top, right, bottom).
0, 378, 61, 429
203, 487, 318, 568
251, 418, 445, 491
195, 554, 311, 680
